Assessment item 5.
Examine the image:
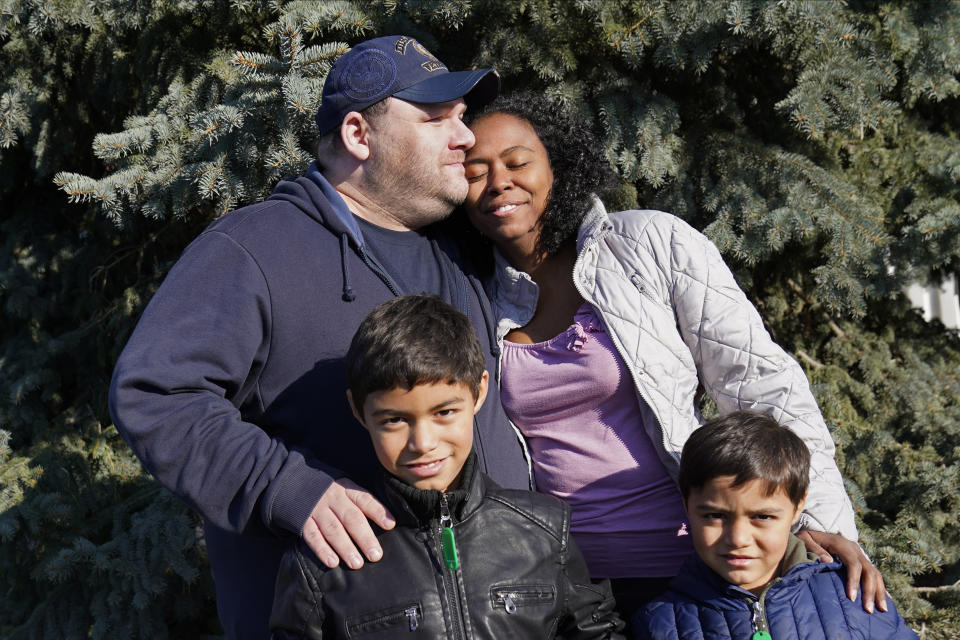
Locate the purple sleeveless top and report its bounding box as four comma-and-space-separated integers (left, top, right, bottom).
500, 303, 692, 578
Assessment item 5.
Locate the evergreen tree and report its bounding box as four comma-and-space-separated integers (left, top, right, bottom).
2, 0, 960, 636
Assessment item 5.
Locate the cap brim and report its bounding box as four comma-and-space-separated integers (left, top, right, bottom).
393, 68, 500, 108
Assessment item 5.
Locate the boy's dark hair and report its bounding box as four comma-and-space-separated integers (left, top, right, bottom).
678, 411, 810, 506
345, 294, 486, 413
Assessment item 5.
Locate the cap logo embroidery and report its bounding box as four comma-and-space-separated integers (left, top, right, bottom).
411, 41, 446, 72
412, 40, 436, 59
394, 36, 411, 53
338, 49, 397, 101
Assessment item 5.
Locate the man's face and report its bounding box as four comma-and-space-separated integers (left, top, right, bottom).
686, 476, 805, 594
364, 97, 476, 229
352, 375, 487, 492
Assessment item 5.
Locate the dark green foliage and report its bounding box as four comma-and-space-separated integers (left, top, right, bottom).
3, 0, 960, 636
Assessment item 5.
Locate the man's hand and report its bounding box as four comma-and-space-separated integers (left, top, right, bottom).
302, 479, 396, 570
797, 529, 887, 613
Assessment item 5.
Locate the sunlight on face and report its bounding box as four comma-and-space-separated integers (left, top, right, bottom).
352, 375, 487, 492
686, 476, 805, 594
463, 113, 554, 260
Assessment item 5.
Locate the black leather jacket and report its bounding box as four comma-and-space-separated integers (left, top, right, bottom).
270, 454, 624, 639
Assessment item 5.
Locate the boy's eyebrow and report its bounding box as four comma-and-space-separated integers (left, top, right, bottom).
367, 396, 468, 417
691, 502, 729, 512
428, 397, 467, 411
368, 408, 404, 418
691, 501, 787, 515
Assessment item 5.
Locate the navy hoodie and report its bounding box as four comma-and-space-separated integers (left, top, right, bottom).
109, 164, 530, 638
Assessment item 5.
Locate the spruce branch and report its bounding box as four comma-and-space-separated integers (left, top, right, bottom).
0, 88, 30, 149
915, 579, 960, 594
796, 349, 825, 369
786, 278, 846, 339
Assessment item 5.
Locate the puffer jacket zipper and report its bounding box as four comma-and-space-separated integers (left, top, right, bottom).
437, 493, 468, 638
748, 597, 771, 639
745, 577, 781, 640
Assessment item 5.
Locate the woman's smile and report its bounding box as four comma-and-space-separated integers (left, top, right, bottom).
464, 112, 554, 258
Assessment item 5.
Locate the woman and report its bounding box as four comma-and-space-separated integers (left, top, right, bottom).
459, 93, 885, 625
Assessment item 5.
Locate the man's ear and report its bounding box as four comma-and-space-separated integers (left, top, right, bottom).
473, 371, 490, 414
340, 111, 372, 162
346, 390, 365, 426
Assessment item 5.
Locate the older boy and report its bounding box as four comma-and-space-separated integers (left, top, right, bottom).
635, 411, 917, 640
270, 294, 624, 639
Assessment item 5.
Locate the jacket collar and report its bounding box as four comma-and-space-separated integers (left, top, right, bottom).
668, 534, 831, 607
488, 196, 610, 343
382, 450, 485, 526
575, 196, 612, 254
490, 248, 538, 335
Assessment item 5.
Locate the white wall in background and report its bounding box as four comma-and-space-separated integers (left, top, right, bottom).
906, 273, 960, 329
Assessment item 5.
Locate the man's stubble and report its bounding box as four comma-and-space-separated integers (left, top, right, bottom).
363, 122, 468, 230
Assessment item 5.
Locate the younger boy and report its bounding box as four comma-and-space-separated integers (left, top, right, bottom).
635, 411, 918, 640
270, 294, 624, 639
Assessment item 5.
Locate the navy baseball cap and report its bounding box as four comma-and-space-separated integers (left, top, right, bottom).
315, 35, 500, 134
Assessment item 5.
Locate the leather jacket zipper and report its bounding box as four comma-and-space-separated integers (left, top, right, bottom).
438, 493, 468, 638
492, 586, 556, 613
440, 494, 460, 570
346, 603, 421, 634
406, 606, 420, 631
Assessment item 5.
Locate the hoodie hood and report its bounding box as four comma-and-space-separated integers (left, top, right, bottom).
268, 162, 400, 302
266, 162, 498, 353
269, 162, 366, 251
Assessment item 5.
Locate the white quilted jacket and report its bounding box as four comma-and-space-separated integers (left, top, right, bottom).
488, 199, 858, 541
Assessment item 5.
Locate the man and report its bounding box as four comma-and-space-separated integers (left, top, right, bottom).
109, 35, 530, 638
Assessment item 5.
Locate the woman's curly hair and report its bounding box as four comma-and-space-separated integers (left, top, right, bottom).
467, 92, 616, 257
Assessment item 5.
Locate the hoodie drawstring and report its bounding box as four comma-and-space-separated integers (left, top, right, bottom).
339, 234, 356, 301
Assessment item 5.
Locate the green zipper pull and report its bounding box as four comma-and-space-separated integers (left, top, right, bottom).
441, 525, 459, 570
440, 493, 459, 570
750, 599, 771, 640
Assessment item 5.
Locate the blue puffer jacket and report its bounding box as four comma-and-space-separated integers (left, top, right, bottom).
635, 537, 918, 640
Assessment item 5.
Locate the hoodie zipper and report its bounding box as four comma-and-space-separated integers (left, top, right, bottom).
438, 493, 468, 638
